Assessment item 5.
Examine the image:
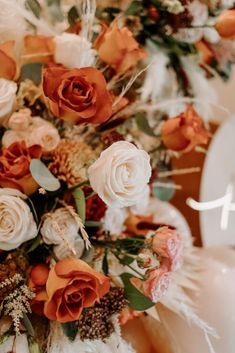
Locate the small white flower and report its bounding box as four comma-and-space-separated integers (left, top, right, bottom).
0, 188, 37, 251
54, 33, 96, 69
88, 141, 152, 208
41, 207, 85, 259
103, 207, 128, 234
0, 78, 17, 125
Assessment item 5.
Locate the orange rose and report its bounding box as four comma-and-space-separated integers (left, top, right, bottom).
215, 10, 235, 39
0, 41, 17, 80
23, 35, 54, 64
161, 105, 209, 153
94, 22, 147, 73
42, 65, 113, 124
0, 141, 42, 195
44, 258, 110, 323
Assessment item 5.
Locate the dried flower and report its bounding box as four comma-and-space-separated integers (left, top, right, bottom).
49, 139, 94, 187
78, 287, 127, 341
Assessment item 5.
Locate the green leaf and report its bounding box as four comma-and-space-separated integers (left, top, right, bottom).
28, 337, 41, 353
25, 0, 42, 18
68, 6, 79, 26
84, 220, 102, 227
62, 322, 78, 341
20, 63, 43, 85
30, 159, 61, 192
27, 235, 42, 253
135, 112, 156, 137
126, 0, 143, 16
22, 313, 35, 337
121, 273, 155, 311
115, 253, 134, 266
72, 187, 86, 223
102, 249, 109, 275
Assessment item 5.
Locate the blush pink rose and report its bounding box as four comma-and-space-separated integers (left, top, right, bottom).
152, 226, 183, 272
131, 266, 171, 303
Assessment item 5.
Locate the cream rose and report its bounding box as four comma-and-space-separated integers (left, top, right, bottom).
2, 116, 60, 153
0, 188, 37, 250
88, 141, 152, 208
28, 117, 60, 153
0, 78, 17, 125
54, 33, 96, 69
40, 207, 85, 259
7, 108, 31, 130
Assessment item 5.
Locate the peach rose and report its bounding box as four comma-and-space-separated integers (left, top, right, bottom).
152, 227, 183, 272
94, 22, 147, 73
131, 266, 171, 303
215, 10, 235, 40
0, 141, 42, 195
0, 41, 17, 80
43, 65, 112, 124
44, 258, 110, 323
161, 105, 209, 153
23, 35, 54, 64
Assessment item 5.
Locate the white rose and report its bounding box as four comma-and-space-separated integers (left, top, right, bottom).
103, 207, 128, 234
29, 117, 60, 153
0, 78, 17, 125
88, 141, 152, 208
0, 188, 37, 250
54, 33, 96, 69
41, 208, 84, 259
130, 185, 150, 215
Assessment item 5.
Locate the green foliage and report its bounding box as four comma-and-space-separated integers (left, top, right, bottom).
62, 322, 78, 341
72, 187, 86, 223
30, 159, 61, 192
102, 249, 109, 275
135, 112, 157, 137
25, 0, 42, 18
20, 63, 43, 85
68, 6, 79, 26
121, 273, 155, 310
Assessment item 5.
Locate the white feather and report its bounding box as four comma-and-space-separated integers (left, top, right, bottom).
140, 52, 170, 102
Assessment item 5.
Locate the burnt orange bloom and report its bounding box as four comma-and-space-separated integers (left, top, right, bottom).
161, 105, 209, 153
215, 10, 235, 40
44, 258, 110, 323
43, 65, 113, 124
0, 41, 17, 80
94, 22, 147, 73
0, 141, 42, 195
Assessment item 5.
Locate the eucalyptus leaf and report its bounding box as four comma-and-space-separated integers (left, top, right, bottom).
72, 187, 86, 223
20, 63, 43, 85
25, 0, 41, 18
121, 273, 155, 311
135, 112, 156, 137
47, 0, 63, 21
30, 159, 61, 192
62, 322, 78, 341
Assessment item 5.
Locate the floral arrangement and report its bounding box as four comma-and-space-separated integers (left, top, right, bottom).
0, 0, 234, 352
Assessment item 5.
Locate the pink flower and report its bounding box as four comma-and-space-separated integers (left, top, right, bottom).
152, 226, 183, 272
131, 267, 171, 303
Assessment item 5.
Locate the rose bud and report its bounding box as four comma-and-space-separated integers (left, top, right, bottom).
215, 9, 235, 40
